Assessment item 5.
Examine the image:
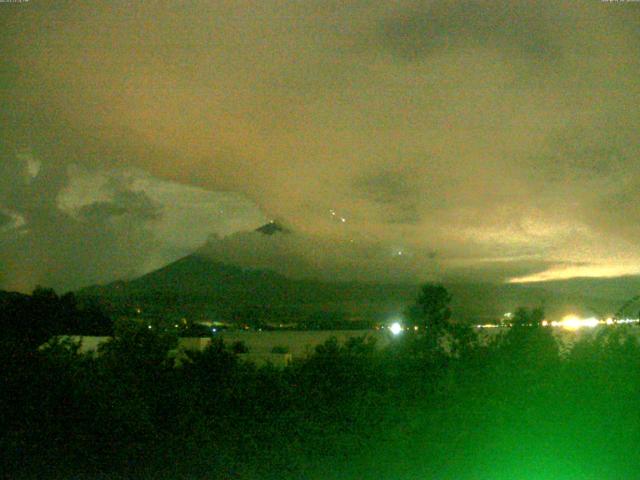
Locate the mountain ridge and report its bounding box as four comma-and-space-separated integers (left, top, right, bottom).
77, 247, 640, 324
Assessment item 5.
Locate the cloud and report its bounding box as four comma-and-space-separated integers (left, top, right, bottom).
0, 208, 26, 233
509, 263, 640, 284
0, 212, 11, 229
353, 167, 426, 224
1, 1, 640, 289
0, 150, 159, 291
381, 1, 560, 63
199, 227, 442, 284
198, 222, 565, 285
0, 154, 265, 292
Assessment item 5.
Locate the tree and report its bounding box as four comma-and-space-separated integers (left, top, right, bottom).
98, 319, 178, 371
231, 340, 249, 354
401, 283, 456, 362
511, 306, 545, 327
499, 306, 558, 370
410, 283, 452, 333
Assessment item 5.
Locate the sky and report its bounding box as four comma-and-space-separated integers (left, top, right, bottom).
1, 1, 640, 292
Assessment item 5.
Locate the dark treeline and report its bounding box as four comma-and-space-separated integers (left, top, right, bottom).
3, 286, 640, 479
0, 287, 112, 351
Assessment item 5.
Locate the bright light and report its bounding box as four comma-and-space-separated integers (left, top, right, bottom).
390, 322, 402, 335
617, 318, 639, 324
583, 317, 599, 328
560, 315, 581, 330
558, 314, 599, 331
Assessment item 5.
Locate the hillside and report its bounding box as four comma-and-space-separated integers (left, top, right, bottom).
77, 247, 640, 325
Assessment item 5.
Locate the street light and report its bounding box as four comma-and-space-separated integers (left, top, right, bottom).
390, 322, 402, 335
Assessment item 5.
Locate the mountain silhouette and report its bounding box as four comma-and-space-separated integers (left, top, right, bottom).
255, 221, 289, 235
77, 252, 419, 323
76, 223, 640, 324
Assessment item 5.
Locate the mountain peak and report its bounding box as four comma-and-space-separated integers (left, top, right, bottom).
255, 221, 289, 235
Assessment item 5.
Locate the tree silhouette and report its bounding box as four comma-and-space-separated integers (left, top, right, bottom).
411, 283, 452, 333
499, 306, 558, 371
511, 306, 545, 327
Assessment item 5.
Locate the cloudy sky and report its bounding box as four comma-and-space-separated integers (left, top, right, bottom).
1, 1, 640, 292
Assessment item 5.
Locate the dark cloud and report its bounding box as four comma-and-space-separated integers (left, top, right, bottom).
353, 168, 425, 224
0, 147, 163, 290
0, 212, 12, 229
78, 189, 161, 223
355, 169, 419, 205
381, 1, 559, 63
529, 127, 636, 184
0, 142, 265, 291
587, 180, 640, 244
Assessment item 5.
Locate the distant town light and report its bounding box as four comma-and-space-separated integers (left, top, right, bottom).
390, 322, 402, 335
583, 317, 599, 328
558, 314, 598, 331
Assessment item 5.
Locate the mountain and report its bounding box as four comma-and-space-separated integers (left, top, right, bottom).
77, 245, 640, 325
77, 224, 640, 324
77, 252, 420, 324
255, 221, 289, 235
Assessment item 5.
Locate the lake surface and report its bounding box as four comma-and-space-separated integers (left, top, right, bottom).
218, 325, 625, 358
